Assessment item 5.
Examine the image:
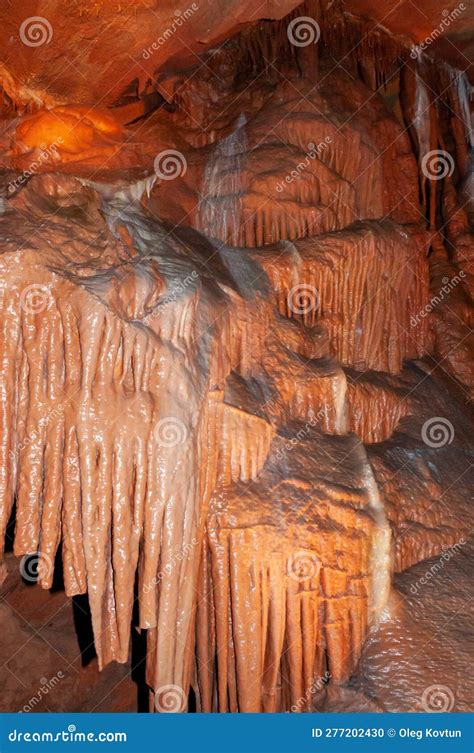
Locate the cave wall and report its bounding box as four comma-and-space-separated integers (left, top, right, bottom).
0, 0, 472, 713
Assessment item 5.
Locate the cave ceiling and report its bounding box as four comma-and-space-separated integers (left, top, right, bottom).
0, 0, 473, 111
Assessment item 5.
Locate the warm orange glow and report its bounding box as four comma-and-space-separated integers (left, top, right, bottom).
13, 106, 124, 159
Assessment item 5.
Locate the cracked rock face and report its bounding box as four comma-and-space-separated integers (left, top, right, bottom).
0, 0, 473, 714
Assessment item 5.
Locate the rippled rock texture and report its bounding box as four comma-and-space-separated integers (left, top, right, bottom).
0, 0, 472, 713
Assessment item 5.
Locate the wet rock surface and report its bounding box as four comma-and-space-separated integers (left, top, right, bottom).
0, 0, 472, 713
322, 538, 474, 712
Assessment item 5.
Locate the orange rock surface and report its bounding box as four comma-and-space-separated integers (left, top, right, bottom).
0, 0, 472, 714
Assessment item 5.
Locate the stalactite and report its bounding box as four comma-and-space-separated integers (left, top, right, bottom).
359, 365, 474, 572
197, 430, 391, 712
0, 0, 472, 716
250, 221, 430, 373
217, 402, 274, 485
345, 371, 411, 444
197, 113, 248, 244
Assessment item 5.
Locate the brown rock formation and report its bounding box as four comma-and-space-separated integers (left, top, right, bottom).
323, 537, 474, 712
0, 0, 472, 715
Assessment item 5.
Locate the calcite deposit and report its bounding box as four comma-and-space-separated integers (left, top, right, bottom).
0, 0, 472, 714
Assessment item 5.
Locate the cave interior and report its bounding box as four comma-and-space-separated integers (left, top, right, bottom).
0, 0, 473, 715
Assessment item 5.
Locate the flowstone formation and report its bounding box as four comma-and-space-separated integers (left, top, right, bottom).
0, 0, 472, 713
